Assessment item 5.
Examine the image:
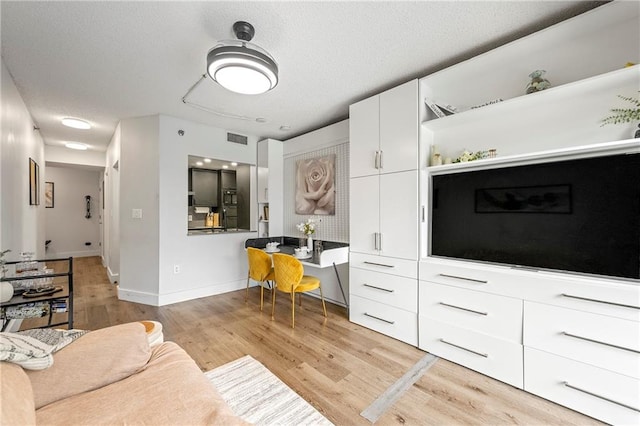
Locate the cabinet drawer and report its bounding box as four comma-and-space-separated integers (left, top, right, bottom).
420, 258, 640, 322
525, 348, 640, 426
350, 295, 417, 346
524, 301, 640, 378
351, 253, 417, 279
419, 316, 523, 388
350, 268, 417, 312
419, 281, 522, 342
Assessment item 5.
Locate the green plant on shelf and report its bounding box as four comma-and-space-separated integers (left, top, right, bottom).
601, 93, 640, 126
453, 150, 488, 163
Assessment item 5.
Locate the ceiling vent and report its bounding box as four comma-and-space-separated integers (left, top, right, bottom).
227, 132, 248, 145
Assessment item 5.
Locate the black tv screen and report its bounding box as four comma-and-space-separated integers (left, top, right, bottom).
431, 153, 640, 280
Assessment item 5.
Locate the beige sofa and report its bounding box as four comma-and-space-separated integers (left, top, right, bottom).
1, 322, 247, 425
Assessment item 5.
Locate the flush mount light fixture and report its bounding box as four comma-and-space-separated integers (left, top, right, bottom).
196, 161, 204, 166
222, 165, 229, 169
204, 158, 212, 163
207, 21, 278, 95
65, 142, 88, 150
230, 162, 238, 167
61, 117, 91, 129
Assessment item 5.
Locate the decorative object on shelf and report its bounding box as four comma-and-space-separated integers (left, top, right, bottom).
437, 103, 458, 115
526, 69, 551, 94
0, 249, 10, 278
430, 145, 441, 166
295, 154, 335, 215
470, 98, 503, 109
488, 149, 497, 158
0, 281, 13, 303
453, 150, 489, 163
425, 99, 446, 118
600, 93, 640, 131
433, 154, 442, 166
635, 124, 640, 139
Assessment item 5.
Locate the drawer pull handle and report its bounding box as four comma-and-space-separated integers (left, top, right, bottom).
363, 284, 394, 293
439, 302, 488, 316
561, 332, 640, 354
561, 293, 639, 310
439, 338, 488, 358
562, 381, 640, 412
364, 261, 395, 268
364, 313, 395, 325
438, 273, 488, 284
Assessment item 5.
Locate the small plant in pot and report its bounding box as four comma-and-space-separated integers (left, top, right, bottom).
601, 92, 640, 138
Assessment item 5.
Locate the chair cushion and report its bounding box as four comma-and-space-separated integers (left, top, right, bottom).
294, 275, 321, 293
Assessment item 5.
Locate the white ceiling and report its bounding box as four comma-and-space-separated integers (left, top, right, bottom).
1, 1, 605, 153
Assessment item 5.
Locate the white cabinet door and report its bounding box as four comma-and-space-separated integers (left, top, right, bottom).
350, 175, 379, 255
257, 166, 268, 203
349, 95, 380, 178
379, 170, 418, 260
380, 80, 418, 174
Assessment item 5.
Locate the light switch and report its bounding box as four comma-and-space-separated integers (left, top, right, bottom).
132, 209, 143, 219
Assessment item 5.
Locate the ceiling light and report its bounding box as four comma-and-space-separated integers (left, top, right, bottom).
231, 162, 238, 166
65, 142, 88, 150
207, 21, 278, 95
222, 165, 229, 169
61, 118, 91, 129
196, 161, 204, 166
204, 158, 212, 163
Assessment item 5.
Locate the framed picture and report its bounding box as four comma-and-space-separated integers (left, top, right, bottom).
45, 182, 54, 208
29, 158, 40, 205
295, 154, 336, 215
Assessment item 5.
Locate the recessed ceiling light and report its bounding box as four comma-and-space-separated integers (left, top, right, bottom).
61, 118, 91, 130
279, 125, 291, 131
222, 165, 229, 169
231, 162, 238, 166
204, 158, 212, 163
196, 161, 204, 166
65, 142, 88, 150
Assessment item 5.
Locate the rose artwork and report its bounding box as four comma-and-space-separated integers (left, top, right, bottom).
295, 154, 336, 215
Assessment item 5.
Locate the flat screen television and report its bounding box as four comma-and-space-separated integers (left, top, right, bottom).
430, 153, 640, 280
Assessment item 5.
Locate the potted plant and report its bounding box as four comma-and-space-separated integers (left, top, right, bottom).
601, 93, 640, 138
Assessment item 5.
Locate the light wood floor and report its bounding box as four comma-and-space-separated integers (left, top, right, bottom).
32, 257, 602, 425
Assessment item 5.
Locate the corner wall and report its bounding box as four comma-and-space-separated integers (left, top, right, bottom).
0, 58, 45, 259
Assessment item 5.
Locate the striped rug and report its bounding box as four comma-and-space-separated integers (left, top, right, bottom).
205, 355, 333, 426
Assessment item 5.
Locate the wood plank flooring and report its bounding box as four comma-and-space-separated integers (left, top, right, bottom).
27, 256, 602, 425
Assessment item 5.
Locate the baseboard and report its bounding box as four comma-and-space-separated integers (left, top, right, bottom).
117, 286, 158, 305
107, 267, 119, 284
157, 279, 246, 306
45, 249, 101, 259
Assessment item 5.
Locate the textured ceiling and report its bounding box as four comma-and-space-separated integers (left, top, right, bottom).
1, 1, 605, 152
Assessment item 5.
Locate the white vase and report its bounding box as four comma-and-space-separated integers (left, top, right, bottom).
307, 236, 313, 251
0, 282, 14, 303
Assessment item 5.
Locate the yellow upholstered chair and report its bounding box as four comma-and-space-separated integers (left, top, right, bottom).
246, 247, 276, 311
271, 253, 327, 328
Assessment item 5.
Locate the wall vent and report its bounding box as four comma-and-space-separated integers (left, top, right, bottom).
227, 132, 248, 145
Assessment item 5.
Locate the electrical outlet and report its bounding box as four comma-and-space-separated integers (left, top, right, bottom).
132, 208, 143, 219
173, 265, 180, 274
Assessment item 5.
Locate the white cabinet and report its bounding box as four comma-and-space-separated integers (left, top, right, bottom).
256, 139, 283, 237
350, 170, 418, 260
350, 79, 419, 178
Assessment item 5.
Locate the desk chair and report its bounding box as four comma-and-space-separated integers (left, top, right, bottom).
272, 253, 327, 328
246, 247, 275, 311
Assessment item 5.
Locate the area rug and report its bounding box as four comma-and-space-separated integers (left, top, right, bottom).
205, 355, 333, 426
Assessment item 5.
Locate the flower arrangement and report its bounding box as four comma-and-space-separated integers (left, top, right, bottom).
296, 218, 316, 236
453, 150, 488, 163
601, 93, 640, 126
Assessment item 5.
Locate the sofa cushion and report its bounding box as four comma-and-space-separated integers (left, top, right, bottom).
27, 322, 151, 409
35, 341, 247, 425
0, 361, 36, 425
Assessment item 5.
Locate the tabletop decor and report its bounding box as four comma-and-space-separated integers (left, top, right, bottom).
296, 218, 316, 251
295, 154, 336, 215
601, 93, 640, 138
526, 69, 551, 94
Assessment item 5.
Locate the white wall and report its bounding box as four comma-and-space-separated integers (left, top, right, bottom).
115, 114, 259, 306
282, 119, 350, 307
45, 145, 105, 169
0, 58, 46, 260
44, 166, 101, 258
104, 123, 121, 282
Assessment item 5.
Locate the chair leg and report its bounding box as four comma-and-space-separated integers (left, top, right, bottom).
245, 274, 250, 302
299, 293, 302, 306
260, 282, 264, 311
271, 287, 276, 320
291, 292, 296, 329
319, 285, 327, 318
